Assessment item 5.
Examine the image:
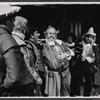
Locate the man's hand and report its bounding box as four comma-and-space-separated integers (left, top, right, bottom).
86, 57, 94, 63
58, 53, 66, 59
36, 77, 42, 85
64, 53, 71, 60
58, 53, 71, 60
31, 70, 43, 85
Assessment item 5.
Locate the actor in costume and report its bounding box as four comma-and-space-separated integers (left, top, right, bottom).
12, 16, 42, 95
25, 26, 46, 96
65, 33, 77, 96
65, 33, 76, 51
42, 26, 74, 96
75, 27, 96, 96
91, 33, 100, 96
0, 5, 37, 96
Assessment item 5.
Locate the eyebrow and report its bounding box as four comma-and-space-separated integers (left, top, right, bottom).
89, 36, 94, 38
48, 32, 55, 34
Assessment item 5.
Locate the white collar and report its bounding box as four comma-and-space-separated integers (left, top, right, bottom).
12, 31, 25, 40
46, 39, 62, 46
55, 39, 62, 45
66, 42, 75, 47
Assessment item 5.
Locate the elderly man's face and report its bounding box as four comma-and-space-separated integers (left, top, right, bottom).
45, 28, 56, 41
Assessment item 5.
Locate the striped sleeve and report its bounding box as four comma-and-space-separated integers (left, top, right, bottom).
74, 42, 83, 55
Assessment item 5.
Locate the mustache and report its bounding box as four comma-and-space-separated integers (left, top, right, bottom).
48, 36, 55, 39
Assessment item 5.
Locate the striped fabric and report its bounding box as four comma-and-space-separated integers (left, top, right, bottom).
75, 42, 83, 56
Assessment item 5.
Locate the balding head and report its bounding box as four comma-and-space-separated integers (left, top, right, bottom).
44, 26, 59, 41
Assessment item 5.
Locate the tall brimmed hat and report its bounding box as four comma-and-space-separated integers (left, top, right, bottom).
0, 5, 21, 18
83, 27, 96, 38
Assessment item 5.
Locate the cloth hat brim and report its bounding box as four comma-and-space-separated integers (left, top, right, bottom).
83, 32, 96, 38
0, 5, 21, 18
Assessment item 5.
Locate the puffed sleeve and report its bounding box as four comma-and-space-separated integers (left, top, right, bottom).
1, 35, 23, 88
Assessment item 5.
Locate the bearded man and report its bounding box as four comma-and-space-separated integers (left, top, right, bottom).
42, 26, 74, 96
74, 27, 97, 96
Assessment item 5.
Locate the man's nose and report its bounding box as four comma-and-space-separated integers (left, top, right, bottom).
51, 34, 54, 36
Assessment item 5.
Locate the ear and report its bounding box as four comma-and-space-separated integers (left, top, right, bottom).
56, 30, 60, 34
44, 31, 46, 34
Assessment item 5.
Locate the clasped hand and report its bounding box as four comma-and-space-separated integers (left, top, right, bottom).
82, 56, 94, 63
58, 53, 71, 60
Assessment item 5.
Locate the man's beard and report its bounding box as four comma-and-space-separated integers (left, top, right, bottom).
48, 37, 55, 41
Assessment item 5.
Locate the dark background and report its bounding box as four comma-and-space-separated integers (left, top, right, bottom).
13, 4, 100, 44
4, 0, 100, 1
0, 1, 100, 99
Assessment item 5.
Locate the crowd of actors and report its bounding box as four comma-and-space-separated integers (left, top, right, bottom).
0, 5, 100, 97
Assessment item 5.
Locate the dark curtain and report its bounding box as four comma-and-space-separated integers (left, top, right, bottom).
9, 4, 100, 44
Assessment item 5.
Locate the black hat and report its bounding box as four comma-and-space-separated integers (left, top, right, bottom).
67, 32, 76, 42
29, 25, 39, 34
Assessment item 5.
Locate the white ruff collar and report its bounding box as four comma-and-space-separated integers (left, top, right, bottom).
66, 42, 75, 47
46, 39, 62, 46
12, 31, 25, 40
